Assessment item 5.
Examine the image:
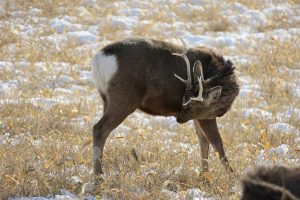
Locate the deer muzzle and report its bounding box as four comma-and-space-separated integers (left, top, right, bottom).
176, 112, 190, 124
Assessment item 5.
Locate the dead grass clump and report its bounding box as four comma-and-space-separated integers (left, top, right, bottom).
247, 35, 300, 106
0, 25, 19, 48
199, 5, 233, 32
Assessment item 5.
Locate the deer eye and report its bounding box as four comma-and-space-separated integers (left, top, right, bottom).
226, 59, 233, 66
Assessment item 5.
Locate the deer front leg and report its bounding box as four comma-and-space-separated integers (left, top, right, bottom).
194, 120, 209, 172
197, 118, 233, 173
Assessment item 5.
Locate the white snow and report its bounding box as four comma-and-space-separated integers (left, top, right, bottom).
54, 88, 74, 94
56, 75, 74, 86
10, 189, 94, 200
239, 84, 262, 98
69, 176, 83, 185
67, 31, 97, 45
0, 7, 6, 18
271, 144, 289, 155
0, 61, 13, 70
112, 125, 132, 136
29, 97, 76, 108
79, 71, 93, 84
256, 144, 290, 164
186, 188, 214, 200
0, 80, 19, 94
242, 108, 272, 119
50, 17, 82, 34
269, 122, 295, 134
29, 8, 43, 16
110, 16, 139, 30
264, 4, 293, 18
282, 108, 300, 120
118, 8, 145, 17
162, 188, 214, 200
231, 2, 248, 14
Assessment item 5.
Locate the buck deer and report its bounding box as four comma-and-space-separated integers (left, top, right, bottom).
92, 38, 239, 180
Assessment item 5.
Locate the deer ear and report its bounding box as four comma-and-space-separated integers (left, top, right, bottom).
205, 86, 222, 105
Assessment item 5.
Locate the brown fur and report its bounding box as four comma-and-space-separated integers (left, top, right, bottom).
241, 166, 300, 200
92, 38, 239, 179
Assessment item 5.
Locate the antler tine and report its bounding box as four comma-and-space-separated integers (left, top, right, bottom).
179, 38, 188, 55
190, 76, 204, 101
172, 38, 192, 90
173, 54, 192, 90
182, 99, 192, 106
189, 60, 205, 102
195, 60, 204, 81
172, 38, 188, 56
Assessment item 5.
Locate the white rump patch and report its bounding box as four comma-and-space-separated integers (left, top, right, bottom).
92, 51, 118, 94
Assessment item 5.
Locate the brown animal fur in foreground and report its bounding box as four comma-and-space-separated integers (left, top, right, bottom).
241, 166, 300, 200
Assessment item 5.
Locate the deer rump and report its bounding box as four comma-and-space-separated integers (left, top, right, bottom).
93, 38, 239, 123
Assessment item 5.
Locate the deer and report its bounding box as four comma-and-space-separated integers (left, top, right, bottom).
91, 37, 239, 182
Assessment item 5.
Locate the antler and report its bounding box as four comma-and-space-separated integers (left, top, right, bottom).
190, 60, 204, 102
181, 61, 205, 105
172, 39, 192, 91
190, 59, 236, 103
173, 39, 206, 105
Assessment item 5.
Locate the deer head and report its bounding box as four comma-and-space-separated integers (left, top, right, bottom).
173, 41, 236, 123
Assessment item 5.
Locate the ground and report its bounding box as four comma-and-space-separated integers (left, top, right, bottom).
0, 0, 299, 199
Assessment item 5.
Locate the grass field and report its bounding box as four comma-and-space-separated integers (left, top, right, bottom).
0, 0, 299, 199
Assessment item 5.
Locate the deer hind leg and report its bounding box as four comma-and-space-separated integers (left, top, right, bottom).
194, 120, 209, 172
93, 90, 142, 178
197, 118, 233, 173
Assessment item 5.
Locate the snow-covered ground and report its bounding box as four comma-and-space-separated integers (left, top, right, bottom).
1, 0, 299, 199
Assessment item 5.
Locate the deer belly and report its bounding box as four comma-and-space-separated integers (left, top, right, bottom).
139, 98, 180, 116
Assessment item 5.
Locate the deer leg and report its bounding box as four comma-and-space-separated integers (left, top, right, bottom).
100, 92, 108, 114
197, 118, 233, 173
93, 110, 131, 177
193, 120, 209, 172
93, 96, 139, 178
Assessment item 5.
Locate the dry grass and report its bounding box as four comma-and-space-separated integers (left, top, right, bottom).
0, 0, 299, 199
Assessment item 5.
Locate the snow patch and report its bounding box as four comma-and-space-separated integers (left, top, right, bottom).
67, 31, 97, 45
256, 144, 290, 164
118, 8, 145, 17
29, 8, 43, 16
269, 122, 295, 134
113, 125, 132, 136
271, 144, 289, 155
50, 17, 82, 33
79, 71, 93, 84
56, 75, 74, 86
0, 80, 20, 94
110, 16, 139, 29
162, 188, 214, 200
242, 108, 272, 119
